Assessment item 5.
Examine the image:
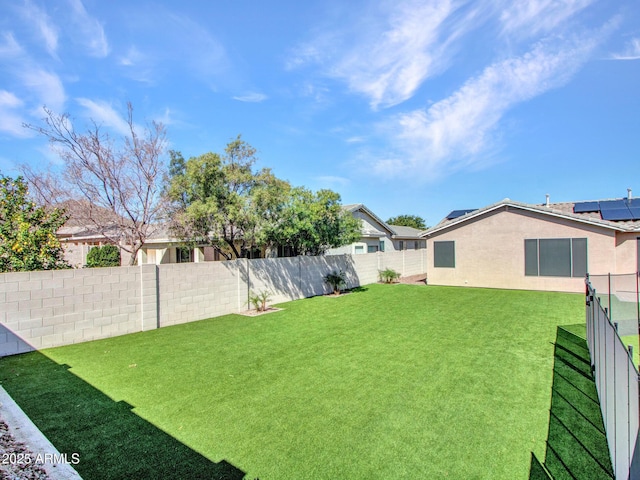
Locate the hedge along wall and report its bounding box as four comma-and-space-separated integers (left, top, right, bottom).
0, 250, 426, 356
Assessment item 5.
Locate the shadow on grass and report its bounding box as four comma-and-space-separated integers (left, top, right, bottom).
529, 325, 613, 480
0, 349, 247, 480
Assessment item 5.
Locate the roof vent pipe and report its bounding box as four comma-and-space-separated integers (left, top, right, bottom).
545, 194, 550, 207
628, 188, 632, 200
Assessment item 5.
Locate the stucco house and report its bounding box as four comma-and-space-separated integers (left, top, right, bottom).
326, 204, 425, 255
422, 195, 640, 293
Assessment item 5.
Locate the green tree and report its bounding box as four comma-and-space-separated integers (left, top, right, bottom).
0, 175, 69, 272
165, 136, 289, 259
386, 214, 427, 230
262, 187, 361, 256
85, 244, 121, 268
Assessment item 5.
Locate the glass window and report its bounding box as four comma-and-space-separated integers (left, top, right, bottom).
539, 239, 571, 277
399, 241, 404, 250
177, 247, 192, 263
355, 245, 364, 254
434, 241, 455, 268
368, 245, 379, 253
524, 239, 538, 276
379, 240, 385, 252
571, 238, 587, 278
524, 238, 587, 278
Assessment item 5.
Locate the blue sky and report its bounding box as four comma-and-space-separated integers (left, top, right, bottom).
0, 0, 639, 226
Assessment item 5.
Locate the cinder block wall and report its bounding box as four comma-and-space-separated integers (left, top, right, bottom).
0, 267, 142, 356
0, 251, 426, 356
157, 261, 242, 327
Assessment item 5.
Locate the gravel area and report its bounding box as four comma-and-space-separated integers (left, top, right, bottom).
0, 419, 50, 480
0, 387, 81, 480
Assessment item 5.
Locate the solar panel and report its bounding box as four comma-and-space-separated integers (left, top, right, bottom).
599, 199, 627, 210
446, 209, 476, 220
600, 208, 634, 221
629, 206, 640, 220
573, 201, 600, 213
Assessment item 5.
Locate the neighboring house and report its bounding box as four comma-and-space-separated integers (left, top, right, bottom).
422, 195, 640, 293
58, 225, 134, 267
327, 204, 426, 255
59, 203, 426, 266
136, 228, 228, 265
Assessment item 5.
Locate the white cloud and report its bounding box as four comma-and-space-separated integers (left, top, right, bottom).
20, 68, 66, 112
371, 32, 603, 180
20, 0, 59, 57
76, 98, 131, 136
119, 46, 144, 67
68, 0, 109, 57
0, 90, 30, 137
500, 0, 594, 37
0, 33, 24, 58
611, 38, 640, 60
233, 92, 268, 103
292, 0, 462, 109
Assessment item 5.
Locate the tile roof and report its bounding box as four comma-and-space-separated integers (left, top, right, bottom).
425, 197, 640, 236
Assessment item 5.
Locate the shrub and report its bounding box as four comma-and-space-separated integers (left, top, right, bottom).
379, 268, 401, 284
324, 270, 346, 295
249, 290, 272, 312
86, 245, 121, 268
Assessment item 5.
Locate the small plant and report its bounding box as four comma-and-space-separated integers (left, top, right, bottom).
324, 270, 346, 295
378, 268, 401, 284
249, 290, 272, 312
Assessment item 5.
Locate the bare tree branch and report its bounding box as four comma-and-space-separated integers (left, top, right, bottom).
22, 103, 168, 265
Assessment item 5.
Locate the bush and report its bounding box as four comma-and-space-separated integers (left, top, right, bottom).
379, 268, 401, 284
324, 270, 346, 295
249, 290, 272, 312
86, 245, 121, 268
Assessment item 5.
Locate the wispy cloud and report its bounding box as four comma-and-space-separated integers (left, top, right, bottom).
76, 98, 131, 136
19, 0, 59, 57
68, 0, 109, 57
20, 68, 66, 112
0, 90, 30, 137
371, 31, 605, 180
0, 33, 24, 58
500, 0, 595, 37
233, 92, 268, 103
290, 0, 465, 109
116, 8, 230, 87
611, 38, 640, 60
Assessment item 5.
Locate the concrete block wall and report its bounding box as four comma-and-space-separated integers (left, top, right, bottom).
0, 267, 142, 356
1, 252, 427, 356
379, 250, 427, 278
157, 261, 242, 327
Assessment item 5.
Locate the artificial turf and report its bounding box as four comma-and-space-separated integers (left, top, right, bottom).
0, 284, 587, 479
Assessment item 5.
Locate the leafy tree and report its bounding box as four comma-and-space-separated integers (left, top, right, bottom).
0, 175, 69, 272
263, 187, 361, 256
165, 136, 289, 259
22, 102, 168, 265
85, 244, 121, 268
386, 214, 427, 230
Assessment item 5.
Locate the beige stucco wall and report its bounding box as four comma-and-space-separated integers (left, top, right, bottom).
615, 233, 639, 274
425, 206, 620, 293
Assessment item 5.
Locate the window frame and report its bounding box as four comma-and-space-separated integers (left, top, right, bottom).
524, 238, 587, 278
434, 240, 455, 268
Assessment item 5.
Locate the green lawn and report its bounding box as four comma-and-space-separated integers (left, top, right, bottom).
0, 284, 585, 479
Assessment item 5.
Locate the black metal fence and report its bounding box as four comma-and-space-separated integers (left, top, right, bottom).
586, 275, 640, 479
